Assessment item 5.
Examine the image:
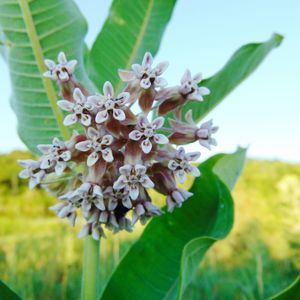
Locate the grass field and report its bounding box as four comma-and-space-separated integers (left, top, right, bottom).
0, 151, 299, 299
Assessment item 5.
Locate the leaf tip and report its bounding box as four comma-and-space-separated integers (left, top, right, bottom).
272, 33, 284, 46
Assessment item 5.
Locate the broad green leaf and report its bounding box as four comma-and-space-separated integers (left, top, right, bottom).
0, 0, 94, 154
183, 33, 283, 123
0, 280, 22, 300
269, 276, 300, 300
88, 0, 176, 91
211, 147, 246, 190
100, 149, 246, 300
177, 148, 246, 298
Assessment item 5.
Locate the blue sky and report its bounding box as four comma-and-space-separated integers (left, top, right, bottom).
0, 0, 299, 162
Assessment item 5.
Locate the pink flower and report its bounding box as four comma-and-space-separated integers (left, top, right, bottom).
179, 69, 210, 101
43, 52, 77, 82
91, 81, 129, 123
57, 88, 94, 126
118, 52, 169, 89
168, 147, 201, 183
129, 115, 169, 153
75, 127, 114, 166
113, 164, 154, 200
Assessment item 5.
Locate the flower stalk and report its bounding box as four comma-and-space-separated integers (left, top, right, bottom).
81, 236, 100, 300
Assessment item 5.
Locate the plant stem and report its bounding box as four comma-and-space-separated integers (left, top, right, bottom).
81, 236, 100, 300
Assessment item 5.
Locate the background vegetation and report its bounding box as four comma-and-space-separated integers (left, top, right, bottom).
0, 151, 299, 300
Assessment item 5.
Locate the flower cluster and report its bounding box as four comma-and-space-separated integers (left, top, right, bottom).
18, 51, 218, 240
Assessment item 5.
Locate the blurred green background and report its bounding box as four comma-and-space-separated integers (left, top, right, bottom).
0, 151, 299, 300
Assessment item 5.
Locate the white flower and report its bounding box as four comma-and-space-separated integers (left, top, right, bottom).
37, 137, 71, 175
63, 182, 105, 219
18, 159, 45, 189
49, 200, 77, 226
166, 189, 193, 212
132, 201, 161, 225
168, 147, 201, 183
179, 69, 210, 101
75, 127, 114, 166
196, 119, 219, 150
74, 183, 104, 218
57, 88, 94, 126
103, 186, 132, 210
113, 164, 154, 200
78, 222, 106, 240
43, 52, 77, 82
129, 115, 169, 153
92, 81, 129, 124
118, 52, 169, 89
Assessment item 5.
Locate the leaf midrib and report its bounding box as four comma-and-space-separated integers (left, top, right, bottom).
114, 0, 154, 93
18, 0, 69, 140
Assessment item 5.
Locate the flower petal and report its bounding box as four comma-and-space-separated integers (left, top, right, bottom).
73, 88, 85, 104
87, 152, 99, 167
19, 169, 30, 179
188, 166, 201, 177
75, 140, 92, 152
37, 144, 52, 154
134, 164, 146, 176
44, 59, 56, 70
58, 51, 67, 64
95, 110, 109, 123
129, 184, 139, 200
181, 69, 192, 84
140, 175, 154, 188
175, 170, 186, 184
78, 224, 90, 239
119, 165, 132, 175
113, 108, 125, 121
154, 77, 167, 88
101, 148, 114, 162
118, 69, 136, 81
122, 197, 132, 209
103, 81, 114, 98
63, 114, 78, 126
192, 72, 203, 83
141, 139, 152, 154
185, 152, 201, 161
129, 130, 143, 141
198, 86, 210, 95
153, 133, 169, 144
154, 61, 169, 76
66, 60, 77, 73
55, 161, 66, 176
108, 198, 118, 211
151, 116, 165, 129
113, 175, 127, 190
80, 114, 92, 127
131, 64, 143, 77
87, 127, 99, 140
57, 100, 74, 112
101, 135, 113, 145
116, 92, 129, 105
142, 52, 153, 68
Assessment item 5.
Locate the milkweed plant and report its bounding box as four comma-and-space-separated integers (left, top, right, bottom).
18, 51, 218, 239
0, 0, 285, 299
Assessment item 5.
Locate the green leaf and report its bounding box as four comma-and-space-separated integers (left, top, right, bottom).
269, 276, 300, 300
100, 149, 246, 300
88, 0, 176, 92
0, 0, 94, 154
206, 147, 247, 190
184, 33, 283, 122
0, 280, 22, 300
